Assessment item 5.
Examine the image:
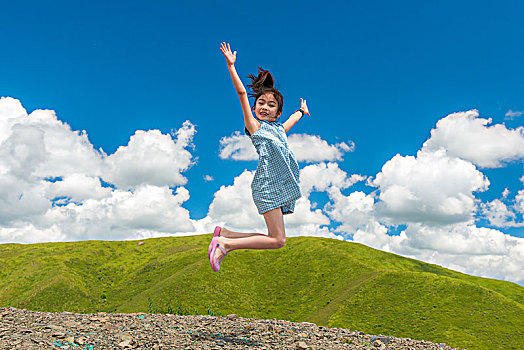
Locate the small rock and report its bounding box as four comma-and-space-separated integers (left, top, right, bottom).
118, 339, 133, 347
52, 332, 66, 338
227, 314, 237, 320
298, 332, 307, 337
75, 336, 86, 345
121, 333, 133, 342
297, 341, 308, 349
373, 339, 383, 347
65, 336, 75, 343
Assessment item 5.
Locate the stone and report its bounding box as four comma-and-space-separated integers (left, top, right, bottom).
226, 314, 237, 320
118, 338, 133, 347
76, 336, 86, 345
297, 341, 308, 349
374, 339, 384, 348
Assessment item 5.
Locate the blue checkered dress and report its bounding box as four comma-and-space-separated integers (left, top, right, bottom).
246, 119, 301, 215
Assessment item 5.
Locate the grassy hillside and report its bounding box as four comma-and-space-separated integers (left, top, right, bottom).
0, 235, 522, 350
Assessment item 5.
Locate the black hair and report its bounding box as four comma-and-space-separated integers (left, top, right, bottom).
247, 67, 283, 116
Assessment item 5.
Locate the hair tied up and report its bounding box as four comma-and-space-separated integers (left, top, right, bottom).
247, 67, 275, 97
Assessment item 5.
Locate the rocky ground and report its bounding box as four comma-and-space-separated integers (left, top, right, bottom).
0, 307, 463, 349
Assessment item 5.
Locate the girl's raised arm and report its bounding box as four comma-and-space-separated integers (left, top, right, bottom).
283, 98, 310, 133
220, 42, 260, 135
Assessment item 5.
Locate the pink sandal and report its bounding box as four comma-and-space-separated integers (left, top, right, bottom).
208, 226, 222, 259
209, 237, 227, 272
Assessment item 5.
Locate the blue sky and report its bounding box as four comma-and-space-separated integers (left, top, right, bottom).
1, 1, 524, 284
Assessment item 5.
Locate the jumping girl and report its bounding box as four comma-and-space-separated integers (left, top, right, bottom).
209, 42, 310, 272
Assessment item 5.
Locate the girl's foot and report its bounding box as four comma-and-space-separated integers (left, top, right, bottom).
213, 237, 228, 268
219, 227, 230, 238
209, 226, 222, 259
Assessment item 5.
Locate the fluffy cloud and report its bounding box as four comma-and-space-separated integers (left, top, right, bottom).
205, 170, 265, 231
46, 174, 112, 202
105, 123, 195, 189
422, 110, 524, 168
219, 131, 354, 162
515, 190, 524, 214
299, 162, 365, 195
393, 224, 524, 285
323, 185, 524, 284
218, 132, 256, 161
480, 199, 519, 227
371, 149, 489, 225
288, 134, 354, 163
324, 110, 524, 284
0, 97, 196, 243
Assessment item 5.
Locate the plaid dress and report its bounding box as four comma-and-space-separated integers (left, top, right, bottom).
246, 119, 301, 215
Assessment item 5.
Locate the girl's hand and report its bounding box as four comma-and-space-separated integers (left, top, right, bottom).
300, 98, 310, 116
220, 42, 237, 66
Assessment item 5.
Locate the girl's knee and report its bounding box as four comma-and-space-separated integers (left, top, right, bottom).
276, 237, 286, 249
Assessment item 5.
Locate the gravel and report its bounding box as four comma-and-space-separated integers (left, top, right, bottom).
0, 307, 464, 349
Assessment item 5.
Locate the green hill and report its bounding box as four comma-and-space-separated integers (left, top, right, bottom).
0, 235, 522, 350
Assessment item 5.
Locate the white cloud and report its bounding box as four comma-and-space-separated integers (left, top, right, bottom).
218, 131, 354, 163
480, 199, 519, 227
218, 131, 256, 160
105, 123, 195, 189
392, 224, 524, 285
203, 175, 214, 182
326, 188, 384, 241
371, 149, 489, 225
288, 134, 354, 163
515, 190, 524, 214
205, 170, 265, 231
46, 174, 112, 202
422, 110, 524, 168
299, 162, 365, 195
505, 109, 523, 119
0, 97, 197, 243
0, 224, 66, 244
0, 174, 50, 225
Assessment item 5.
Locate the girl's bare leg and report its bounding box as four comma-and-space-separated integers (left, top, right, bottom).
212, 208, 286, 265
220, 227, 267, 239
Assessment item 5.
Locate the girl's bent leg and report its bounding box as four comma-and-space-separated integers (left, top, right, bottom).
220, 227, 268, 239
215, 208, 286, 255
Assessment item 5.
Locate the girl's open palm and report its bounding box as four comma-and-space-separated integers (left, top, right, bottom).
220, 42, 236, 65
300, 98, 310, 116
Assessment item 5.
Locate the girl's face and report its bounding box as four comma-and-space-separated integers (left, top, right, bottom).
253, 93, 281, 122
